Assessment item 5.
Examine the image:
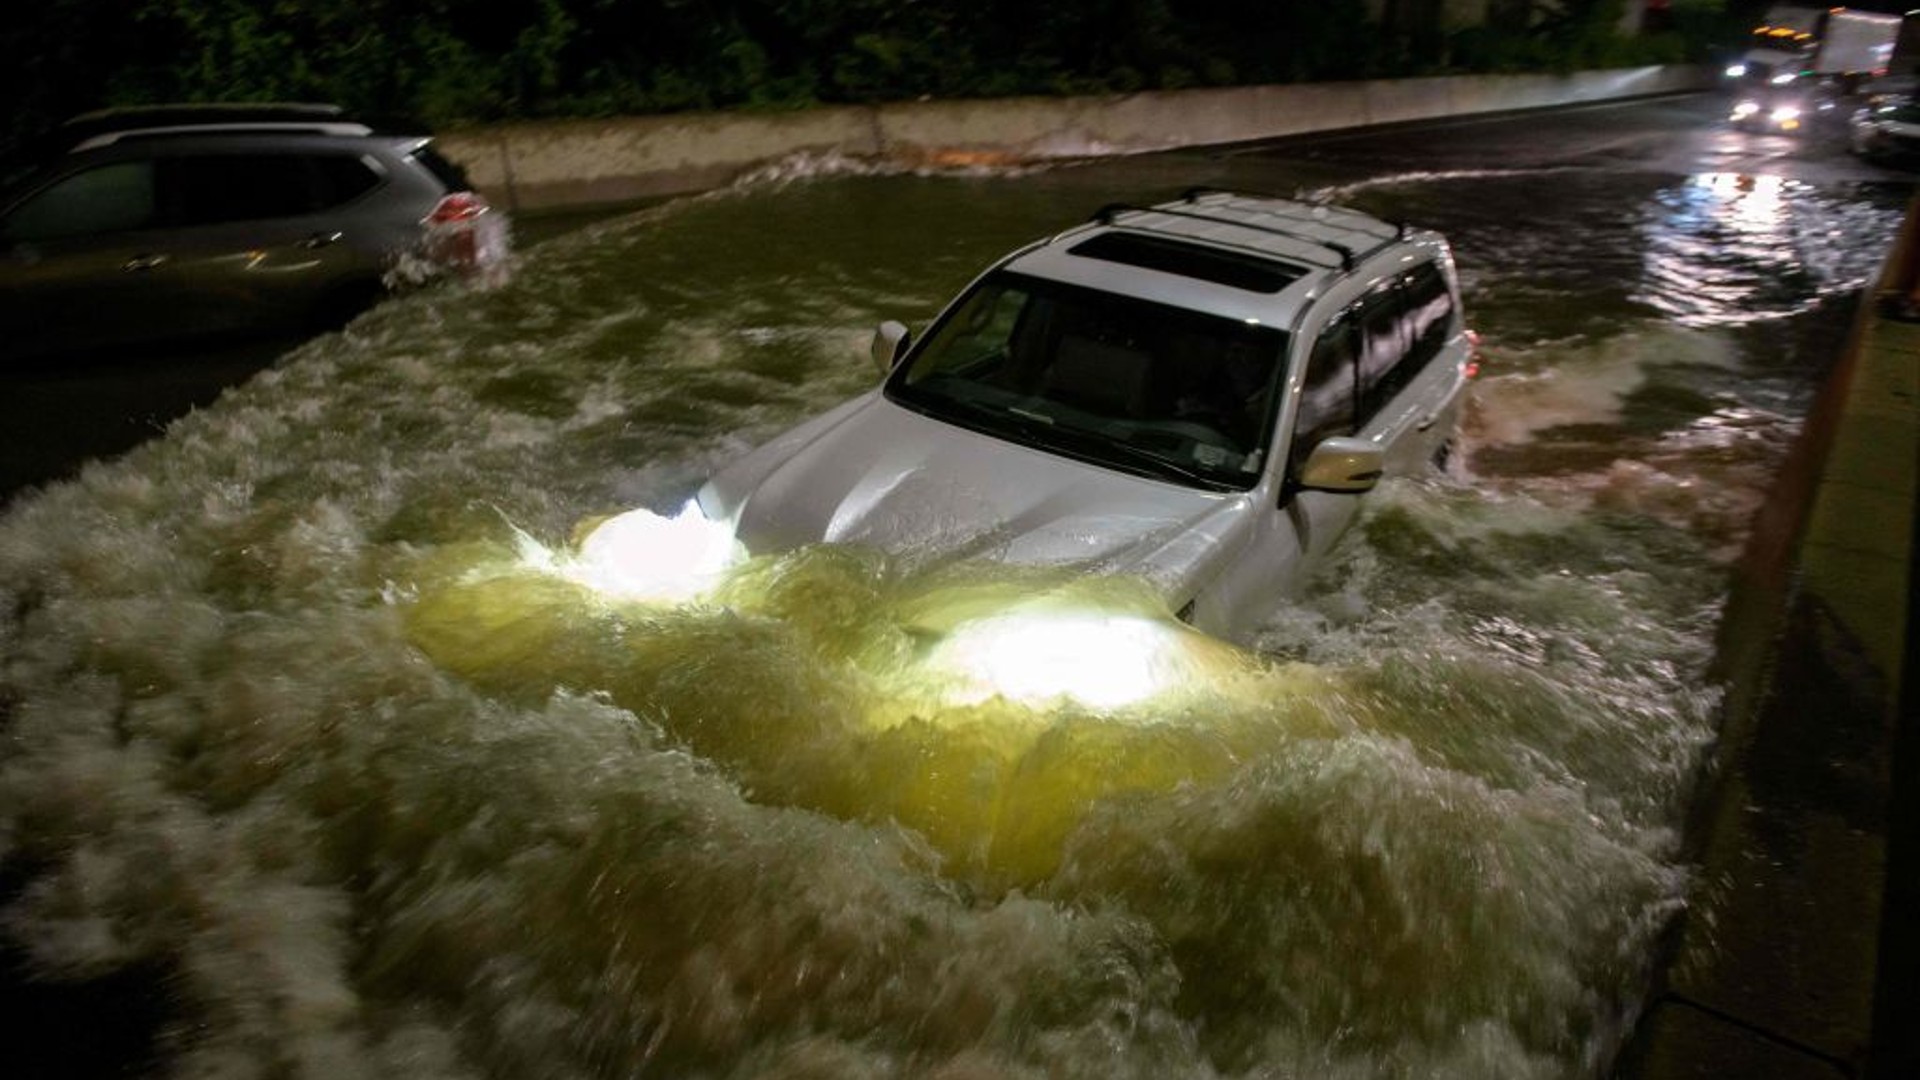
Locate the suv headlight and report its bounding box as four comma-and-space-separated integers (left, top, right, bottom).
566, 500, 745, 603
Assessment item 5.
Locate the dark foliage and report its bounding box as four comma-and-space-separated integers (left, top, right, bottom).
1, 0, 1730, 158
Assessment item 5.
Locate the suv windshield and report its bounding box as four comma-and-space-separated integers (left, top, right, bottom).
886, 271, 1287, 491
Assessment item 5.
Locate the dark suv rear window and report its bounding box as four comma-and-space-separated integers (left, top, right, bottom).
1069, 232, 1304, 294
409, 145, 471, 192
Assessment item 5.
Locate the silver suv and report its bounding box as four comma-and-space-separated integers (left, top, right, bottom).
0, 103, 504, 360
697, 190, 1476, 644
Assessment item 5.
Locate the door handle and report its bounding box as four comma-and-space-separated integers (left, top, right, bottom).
122, 253, 169, 272
1416, 412, 1439, 432
301, 231, 344, 250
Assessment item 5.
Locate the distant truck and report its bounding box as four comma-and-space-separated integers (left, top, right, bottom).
1730, 5, 1902, 88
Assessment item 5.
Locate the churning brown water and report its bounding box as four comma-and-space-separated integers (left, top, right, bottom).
0, 144, 1905, 1078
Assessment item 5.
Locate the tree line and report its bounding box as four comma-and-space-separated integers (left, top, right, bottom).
4, 0, 1736, 158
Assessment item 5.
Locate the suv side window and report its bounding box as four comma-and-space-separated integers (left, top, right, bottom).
2, 161, 158, 242
1355, 260, 1457, 423
160, 153, 382, 227
309, 154, 383, 208
1291, 313, 1359, 475
1356, 282, 1410, 423
165, 155, 312, 226
1401, 261, 1455, 372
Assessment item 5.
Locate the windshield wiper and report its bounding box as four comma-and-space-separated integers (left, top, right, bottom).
1094, 437, 1226, 488
907, 392, 1053, 440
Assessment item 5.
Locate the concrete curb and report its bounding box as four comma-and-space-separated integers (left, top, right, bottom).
434, 65, 1715, 213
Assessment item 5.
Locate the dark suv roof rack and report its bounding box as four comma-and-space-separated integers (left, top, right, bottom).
1091, 189, 1406, 272
55, 103, 373, 153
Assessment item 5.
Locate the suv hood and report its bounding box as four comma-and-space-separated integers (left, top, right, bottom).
701, 394, 1250, 589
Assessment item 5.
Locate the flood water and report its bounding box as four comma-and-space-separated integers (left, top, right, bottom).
0, 106, 1909, 1079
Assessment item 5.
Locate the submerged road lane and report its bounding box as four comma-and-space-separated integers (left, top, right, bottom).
1232, 92, 1919, 1080
1, 91, 1912, 1079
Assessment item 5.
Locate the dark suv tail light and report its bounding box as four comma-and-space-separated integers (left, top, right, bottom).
421, 191, 506, 278
426, 191, 489, 225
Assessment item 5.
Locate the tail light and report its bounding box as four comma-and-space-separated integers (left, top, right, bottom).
421, 191, 505, 277
426, 191, 489, 225
1464, 328, 1483, 379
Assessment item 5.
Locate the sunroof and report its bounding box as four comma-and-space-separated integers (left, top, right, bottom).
1069, 232, 1304, 294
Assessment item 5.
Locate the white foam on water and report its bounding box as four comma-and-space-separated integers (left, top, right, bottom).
1465, 324, 1736, 447
1307, 167, 1586, 205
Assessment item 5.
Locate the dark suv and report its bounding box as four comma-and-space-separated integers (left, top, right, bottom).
0, 103, 504, 360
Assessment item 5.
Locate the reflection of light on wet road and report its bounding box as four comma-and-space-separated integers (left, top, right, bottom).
1637, 173, 1795, 326
1634, 172, 1883, 328
1701, 171, 1788, 231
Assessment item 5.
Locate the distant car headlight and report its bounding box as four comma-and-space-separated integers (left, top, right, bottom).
1770, 72, 1799, 86
1732, 100, 1761, 119
1771, 105, 1803, 127
1725, 63, 1749, 78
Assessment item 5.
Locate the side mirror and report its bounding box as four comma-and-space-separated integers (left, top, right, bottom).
871, 320, 910, 374
1295, 436, 1384, 493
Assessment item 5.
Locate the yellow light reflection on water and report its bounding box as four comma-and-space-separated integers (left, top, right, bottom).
409, 528, 1321, 885
928, 609, 1204, 710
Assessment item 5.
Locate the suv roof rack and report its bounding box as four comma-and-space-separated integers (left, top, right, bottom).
1090, 189, 1405, 272
56, 103, 373, 153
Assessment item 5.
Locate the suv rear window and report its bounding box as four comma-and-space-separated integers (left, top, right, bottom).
409, 145, 472, 192
1069, 232, 1304, 294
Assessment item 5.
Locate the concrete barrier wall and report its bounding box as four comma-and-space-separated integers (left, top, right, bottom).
435, 65, 1711, 213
